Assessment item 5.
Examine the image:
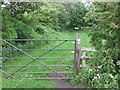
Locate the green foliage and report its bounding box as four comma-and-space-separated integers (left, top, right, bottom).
57, 4, 70, 30
88, 2, 120, 73
2, 2, 88, 41
26, 3, 62, 30
2, 3, 61, 62
64, 3, 88, 29
73, 2, 119, 88
7, 2, 37, 18
2, 9, 18, 39
35, 24, 61, 38
2, 8, 35, 39
2, 2, 88, 60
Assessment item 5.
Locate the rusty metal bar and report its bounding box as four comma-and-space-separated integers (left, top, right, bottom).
2, 77, 74, 80
0, 39, 75, 41
3, 40, 68, 79
0, 48, 96, 51
1, 65, 74, 67
1, 57, 74, 59
2, 72, 74, 74
0, 49, 74, 51
1, 57, 94, 60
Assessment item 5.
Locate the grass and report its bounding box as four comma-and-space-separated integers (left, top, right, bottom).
2, 30, 92, 88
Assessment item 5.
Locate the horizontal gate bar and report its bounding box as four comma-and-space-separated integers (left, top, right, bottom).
2, 77, 74, 80
0, 49, 74, 51
1, 57, 95, 60
0, 39, 75, 41
1, 57, 74, 59
2, 72, 74, 74
1, 65, 74, 67
81, 48, 96, 51
1, 48, 96, 51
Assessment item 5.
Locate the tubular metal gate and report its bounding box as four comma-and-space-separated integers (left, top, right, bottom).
0, 34, 96, 80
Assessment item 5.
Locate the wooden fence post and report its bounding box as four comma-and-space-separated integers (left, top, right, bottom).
82, 51, 86, 67
74, 34, 80, 75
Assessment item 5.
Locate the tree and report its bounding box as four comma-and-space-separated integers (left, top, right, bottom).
64, 2, 88, 29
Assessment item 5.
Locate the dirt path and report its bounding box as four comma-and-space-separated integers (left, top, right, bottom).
50, 72, 78, 88
52, 79, 77, 88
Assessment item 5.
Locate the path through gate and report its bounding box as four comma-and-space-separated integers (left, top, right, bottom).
0, 34, 96, 80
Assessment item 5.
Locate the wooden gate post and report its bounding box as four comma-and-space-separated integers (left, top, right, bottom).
82, 51, 87, 67
74, 34, 80, 75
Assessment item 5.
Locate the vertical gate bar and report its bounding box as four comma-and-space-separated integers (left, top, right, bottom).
74, 39, 77, 75
75, 34, 80, 75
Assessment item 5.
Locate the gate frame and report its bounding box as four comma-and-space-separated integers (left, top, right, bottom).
0, 34, 96, 80
1, 39, 75, 80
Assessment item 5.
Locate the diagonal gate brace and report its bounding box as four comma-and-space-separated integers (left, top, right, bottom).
2, 40, 69, 79
0, 70, 16, 79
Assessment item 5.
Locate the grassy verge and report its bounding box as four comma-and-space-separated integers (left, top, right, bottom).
2, 30, 92, 88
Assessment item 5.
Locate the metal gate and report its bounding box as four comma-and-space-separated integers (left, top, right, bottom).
0, 34, 96, 80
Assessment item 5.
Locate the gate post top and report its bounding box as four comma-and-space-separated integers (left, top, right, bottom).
76, 34, 80, 41
76, 33, 80, 37
76, 33, 80, 47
